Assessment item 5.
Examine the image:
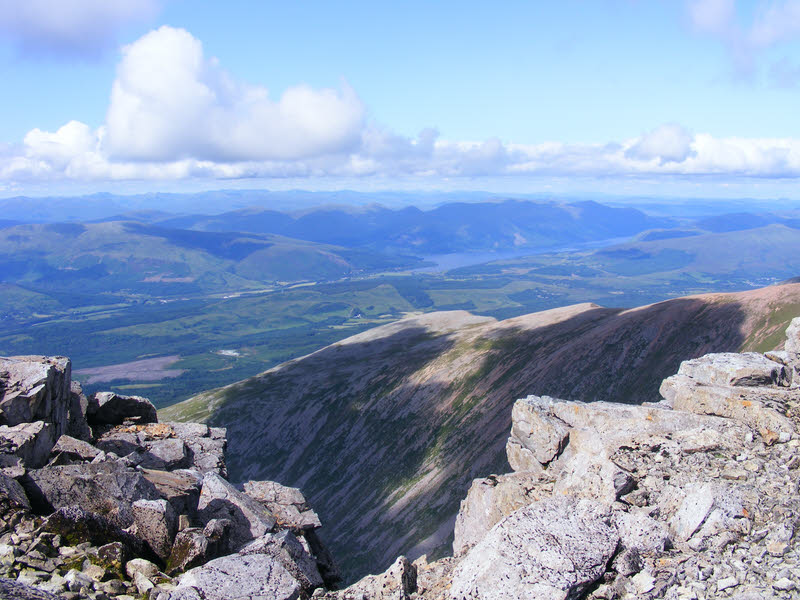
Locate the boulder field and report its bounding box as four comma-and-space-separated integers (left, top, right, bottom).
0, 356, 337, 599
2, 317, 800, 599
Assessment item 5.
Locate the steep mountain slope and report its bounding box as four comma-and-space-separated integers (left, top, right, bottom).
160, 283, 800, 580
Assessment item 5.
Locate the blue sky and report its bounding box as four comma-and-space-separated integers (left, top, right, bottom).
1, 0, 800, 198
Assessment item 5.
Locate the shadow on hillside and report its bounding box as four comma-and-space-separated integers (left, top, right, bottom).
205, 297, 759, 582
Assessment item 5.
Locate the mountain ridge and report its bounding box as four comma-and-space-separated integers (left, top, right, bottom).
161, 282, 800, 578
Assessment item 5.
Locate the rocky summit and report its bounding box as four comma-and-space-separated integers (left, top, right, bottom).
0, 355, 339, 599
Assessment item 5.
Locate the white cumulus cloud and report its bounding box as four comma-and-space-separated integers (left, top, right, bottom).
3, 26, 800, 188
105, 26, 365, 162
0, 0, 160, 57
624, 124, 696, 164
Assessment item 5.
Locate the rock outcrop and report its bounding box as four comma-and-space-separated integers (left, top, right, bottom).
0, 354, 338, 599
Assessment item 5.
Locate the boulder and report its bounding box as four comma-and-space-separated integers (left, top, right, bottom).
239, 530, 324, 591
0, 472, 30, 511
677, 352, 790, 387
0, 356, 71, 434
139, 438, 190, 470
167, 527, 219, 575
0, 578, 64, 600
133, 499, 177, 562
242, 480, 321, 531
327, 555, 416, 600
507, 395, 748, 505
196, 472, 276, 552
66, 381, 92, 442
660, 374, 796, 442
783, 316, 800, 356
453, 471, 552, 556
39, 506, 153, 559
170, 553, 305, 600
449, 498, 619, 600
0, 421, 55, 469
87, 391, 158, 426
23, 461, 161, 528
141, 468, 203, 519
48, 434, 100, 464
94, 429, 140, 457
665, 482, 748, 544
167, 423, 227, 476
613, 509, 671, 554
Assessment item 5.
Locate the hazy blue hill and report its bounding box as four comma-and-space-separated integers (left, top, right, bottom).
0, 221, 424, 303
697, 212, 780, 233
146, 198, 671, 255
636, 229, 701, 242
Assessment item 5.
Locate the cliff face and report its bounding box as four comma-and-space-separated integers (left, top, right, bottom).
325, 317, 800, 600
161, 283, 800, 578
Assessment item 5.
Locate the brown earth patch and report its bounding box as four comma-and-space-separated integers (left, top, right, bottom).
75, 355, 185, 384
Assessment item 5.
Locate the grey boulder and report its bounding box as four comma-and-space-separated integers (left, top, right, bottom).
677, 352, 790, 387
0, 355, 71, 433
49, 434, 100, 464
171, 554, 306, 600
449, 497, 619, 600
453, 471, 552, 556
133, 498, 178, 562
23, 461, 161, 528
243, 480, 321, 531
87, 391, 158, 425
0, 421, 55, 469
197, 472, 277, 552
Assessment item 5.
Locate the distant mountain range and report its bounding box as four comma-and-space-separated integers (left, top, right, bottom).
161, 282, 800, 579
0, 221, 424, 298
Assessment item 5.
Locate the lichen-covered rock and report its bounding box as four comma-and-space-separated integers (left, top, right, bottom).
87, 391, 158, 426
48, 434, 99, 465
0, 356, 71, 433
453, 471, 552, 556
133, 499, 177, 562
39, 506, 153, 559
0, 421, 55, 469
240, 530, 324, 591
23, 461, 161, 528
324, 555, 416, 600
167, 528, 209, 575
0, 577, 64, 599
449, 497, 619, 600
141, 468, 203, 520
169, 553, 305, 600
677, 352, 790, 387
0, 472, 29, 511
660, 373, 796, 442
196, 472, 276, 552
243, 480, 321, 531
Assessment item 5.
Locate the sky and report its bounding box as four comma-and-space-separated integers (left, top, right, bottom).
1, 0, 800, 199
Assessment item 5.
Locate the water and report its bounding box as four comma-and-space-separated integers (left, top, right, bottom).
409, 236, 632, 273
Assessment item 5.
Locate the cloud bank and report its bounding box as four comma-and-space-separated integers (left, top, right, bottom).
3, 25, 800, 187
0, 0, 160, 57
